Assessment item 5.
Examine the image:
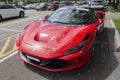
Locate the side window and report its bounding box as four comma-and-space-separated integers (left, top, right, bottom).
5, 5, 15, 9
0, 5, 2, 9
0, 5, 6, 9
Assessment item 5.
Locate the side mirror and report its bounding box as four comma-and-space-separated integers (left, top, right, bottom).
44, 15, 49, 20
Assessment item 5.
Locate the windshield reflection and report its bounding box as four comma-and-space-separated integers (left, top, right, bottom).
46, 7, 92, 25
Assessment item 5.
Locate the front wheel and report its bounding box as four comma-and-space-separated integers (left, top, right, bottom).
36, 9, 39, 11
19, 11, 25, 18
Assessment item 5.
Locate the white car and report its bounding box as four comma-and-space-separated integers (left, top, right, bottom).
24, 4, 32, 9
88, 0, 105, 10
0, 4, 25, 21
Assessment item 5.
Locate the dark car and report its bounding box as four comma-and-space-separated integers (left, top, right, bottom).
59, 1, 73, 7
36, 3, 47, 11
47, 2, 59, 10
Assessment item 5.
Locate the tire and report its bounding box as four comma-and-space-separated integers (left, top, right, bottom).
19, 11, 25, 18
0, 15, 2, 22
91, 37, 96, 58
36, 9, 39, 11
91, 45, 95, 58
42, 8, 44, 11
42, 7, 46, 11
48, 9, 50, 11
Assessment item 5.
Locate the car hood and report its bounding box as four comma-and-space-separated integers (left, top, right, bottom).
21, 21, 89, 58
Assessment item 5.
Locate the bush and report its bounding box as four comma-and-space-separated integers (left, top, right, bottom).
108, 6, 120, 12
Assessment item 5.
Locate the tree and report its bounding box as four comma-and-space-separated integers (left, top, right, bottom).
27, 0, 30, 3
109, 0, 111, 5
112, 0, 115, 7
116, 0, 120, 8
112, 0, 120, 9
23, 0, 25, 3
5, 0, 7, 4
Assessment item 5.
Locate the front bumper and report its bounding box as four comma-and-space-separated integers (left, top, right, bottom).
18, 49, 91, 72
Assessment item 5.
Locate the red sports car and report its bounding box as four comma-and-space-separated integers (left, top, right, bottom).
16, 6, 105, 72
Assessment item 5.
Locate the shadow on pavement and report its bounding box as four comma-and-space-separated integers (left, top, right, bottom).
0, 16, 28, 22
25, 27, 118, 80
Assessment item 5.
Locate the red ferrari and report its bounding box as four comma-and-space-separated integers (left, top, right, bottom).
16, 6, 105, 72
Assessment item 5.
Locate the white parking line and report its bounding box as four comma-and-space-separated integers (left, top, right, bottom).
0, 51, 17, 63
0, 28, 22, 32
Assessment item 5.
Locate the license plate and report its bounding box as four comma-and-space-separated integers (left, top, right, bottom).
26, 55, 40, 62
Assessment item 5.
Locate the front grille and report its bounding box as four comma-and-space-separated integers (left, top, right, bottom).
41, 59, 72, 69
21, 51, 72, 69
29, 59, 40, 65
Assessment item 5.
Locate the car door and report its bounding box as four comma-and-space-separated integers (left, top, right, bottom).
0, 5, 10, 19
11, 5, 21, 17
5, 5, 18, 17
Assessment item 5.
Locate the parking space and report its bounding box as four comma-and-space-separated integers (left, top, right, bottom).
0, 10, 52, 59
0, 33, 19, 59
0, 27, 115, 80
0, 10, 118, 80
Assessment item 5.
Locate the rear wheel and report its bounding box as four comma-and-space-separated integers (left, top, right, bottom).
91, 37, 96, 58
19, 11, 25, 18
42, 8, 45, 11
91, 45, 95, 58
36, 9, 40, 11
86, 40, 96, 66
48, 9, 50, 11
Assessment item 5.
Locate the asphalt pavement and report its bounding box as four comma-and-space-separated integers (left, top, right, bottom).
105, 12, 120, 80
0, 10, 120, 80
0, 28, 111, 80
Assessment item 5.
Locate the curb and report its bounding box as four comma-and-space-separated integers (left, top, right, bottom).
110, 19, 120, 52
108, 19, 120, 80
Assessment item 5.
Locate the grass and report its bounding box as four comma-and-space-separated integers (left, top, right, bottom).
108, 6, 120, 12
113, 19, 120, 34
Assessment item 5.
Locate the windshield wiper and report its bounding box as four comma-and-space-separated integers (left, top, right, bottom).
52, 21, 69, 24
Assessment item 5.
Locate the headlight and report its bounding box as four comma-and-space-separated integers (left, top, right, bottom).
64, 40, 87, 56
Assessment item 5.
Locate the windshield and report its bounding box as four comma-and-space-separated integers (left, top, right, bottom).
91, 0, 104, 5
46, 7, 92, 25
91, 3, 103, 5
94, 1, 103, 3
